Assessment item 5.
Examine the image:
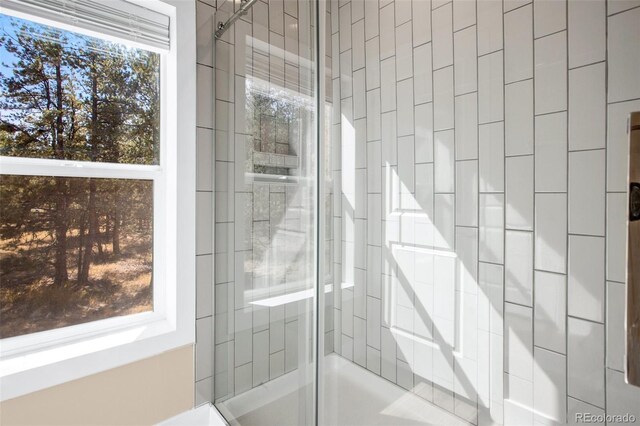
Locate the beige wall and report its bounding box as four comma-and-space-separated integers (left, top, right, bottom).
0, 345, 194, 426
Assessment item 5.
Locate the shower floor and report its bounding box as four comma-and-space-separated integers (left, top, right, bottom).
216, 354, 469, 426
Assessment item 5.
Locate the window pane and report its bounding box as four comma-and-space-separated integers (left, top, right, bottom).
0, 175, 153, 338
0, 14, 160, 165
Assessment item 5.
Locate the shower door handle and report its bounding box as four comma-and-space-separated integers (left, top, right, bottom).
627, 111, 640, 387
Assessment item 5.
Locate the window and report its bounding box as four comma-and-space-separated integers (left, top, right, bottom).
0, 0, 195, 401
0, 15, 160, 339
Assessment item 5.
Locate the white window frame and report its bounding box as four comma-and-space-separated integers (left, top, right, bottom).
0, 0, 196, 401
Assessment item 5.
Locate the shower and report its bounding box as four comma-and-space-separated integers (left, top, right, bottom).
201, 0, 640, 425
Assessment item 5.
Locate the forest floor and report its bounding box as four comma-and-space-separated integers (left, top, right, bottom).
0, 231, 152, 339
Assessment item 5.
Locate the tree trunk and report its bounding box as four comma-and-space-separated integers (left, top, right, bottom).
112, 206, 121, 255
53, 178, 69, 286
77, 211, 86, 278
79, 62, 99, 284
52, 62, 68, 287
79, 179, 97, 284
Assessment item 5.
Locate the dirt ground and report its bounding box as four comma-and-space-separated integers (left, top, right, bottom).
0, 231, 152, 339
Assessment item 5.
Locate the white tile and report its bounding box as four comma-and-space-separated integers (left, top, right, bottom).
197, 128, 213, 191
455, 93, 478, 160
366, 38, 381, 90
196, 316, 213, 381
342, 287, 354, 337
381, 326, 397, 382
478, 51, 504, 124
434, 130, 455, 193
606, 193, 626, 283
479, 262, 504, 335
479, 194, 504, 264
534, 270, 566, 355
367, 246, 382, 297
269, 0, 284, 35
533, 347, 566, 424
395, 0, 412, 25
569, 63, 606, 151
456, 228, 479, 298
195, 377, 213, 406
535, 112, 567, 192
354, 317, 367, 367
396, 21, 414, 81
340, 51, 353, 98
456, 161, 478, 227
365, 0, 379, 40
381, 111, 397, 165
415, 103, 434, 163
432, 3, 454, 70
253, 330, 269, 386
368, 140, 382, 193
453, 0, 476, 31
606, 282, 626, 371
380, 57, 397, 113
379, 3, 395, 60
434, 67, 454, 131
397, 78, 415, 136
367, 347, 381, 375
534, 31, 567, 114
367, 89, 382, 141
196, 192, 213, 255
505, 303, 533, 380
368, 194, 382, 246
339, 3, 352, 52
477, 0, 503, 56
569, 150, 605, 236
353, 118, 367, 170
196, 1, 215, 67
435, 194, 455, 250
535, 194, 567, 274
568, 0, 606, 68
196, 65, 213, 128
353, 70, 367, 119
284, 0, 298, 17
534, 0, 566, 38
412, 0, 432, 45
196, 255, 213, 319
506, 155, 534, 231
414, 43, 433, 104
367, 296, 381, 349
352, 0, 365, 22
454, 26, 477, 95
567, 317, 605, 408
479, 122, 505, 193
505, 79, 534, 156
568, 235, 605, 323
504, 4, 533, 84
398, 135, 415, 194
505, 231, 534, 306
568, 398, 604, 426
606, 368, 640, 422
352, 20, 366, 71
341, 334, 354, 361
607, 99, 640, 192
608, 0, 640, 15
504, 375, 533, 425
608, 7, 640, 102
504, 0, 532, 12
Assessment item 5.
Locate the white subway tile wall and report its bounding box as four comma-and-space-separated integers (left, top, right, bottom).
195, 0, 640, 422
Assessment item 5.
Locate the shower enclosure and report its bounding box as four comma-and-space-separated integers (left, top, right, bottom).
203, 0, 640, 424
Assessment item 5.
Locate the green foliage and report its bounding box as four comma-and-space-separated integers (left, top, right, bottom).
0, 15, 157, 292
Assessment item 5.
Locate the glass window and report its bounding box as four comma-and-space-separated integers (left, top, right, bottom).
0, 13, 162, 339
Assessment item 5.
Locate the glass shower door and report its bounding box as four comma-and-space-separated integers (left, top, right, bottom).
211, 0, 320, 425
